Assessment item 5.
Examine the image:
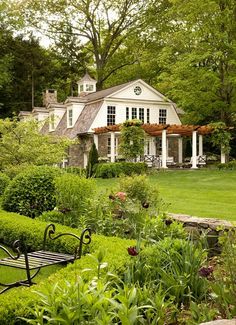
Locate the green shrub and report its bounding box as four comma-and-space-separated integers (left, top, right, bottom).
95, 162, 147, 178
0, 173, 10, 195
38, 210, 66, 224
2, 163, 33, 179
2, 166, 61, 218
54, 174, 96, 227
139, 238, 208, 304
64, 166, 86, 176
0, 210, 134, 324
86, 142, 99, 177
118, 174, 158, 207
218, 160, 236, 170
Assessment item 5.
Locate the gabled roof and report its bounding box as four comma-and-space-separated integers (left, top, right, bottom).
53, 101, 103, 138
83, 80, 135, 102
77, 72, 97, 83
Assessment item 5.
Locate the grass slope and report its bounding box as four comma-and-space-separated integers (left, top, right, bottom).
95, 169, 236, 221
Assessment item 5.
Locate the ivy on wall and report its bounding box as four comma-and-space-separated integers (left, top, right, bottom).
119, 119, 145, 159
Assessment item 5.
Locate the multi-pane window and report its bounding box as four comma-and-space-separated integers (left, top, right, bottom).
132, 107, 137, 119
155, 137, 162, 154
126, 107, 129, 120
86, 84, 94, 91
107, 137, 118, 155
68, 109, 73, 127
79, 85, 84, 92
107, 106, 116, 125
147, 108, 150, 124
139, 108, 144, 122
107, 137, 111, 154
159, 109, 167, 124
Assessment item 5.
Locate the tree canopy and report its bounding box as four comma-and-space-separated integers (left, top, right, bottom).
0, 118, 71, 169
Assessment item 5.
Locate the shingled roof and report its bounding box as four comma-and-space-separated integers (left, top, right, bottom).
53, 101, 103, 138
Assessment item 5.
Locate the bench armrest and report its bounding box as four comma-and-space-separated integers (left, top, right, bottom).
43, 224, 92, 260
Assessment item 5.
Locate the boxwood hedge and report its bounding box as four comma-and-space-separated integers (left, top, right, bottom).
95, 162, 147, 178
0, 210, 134, 324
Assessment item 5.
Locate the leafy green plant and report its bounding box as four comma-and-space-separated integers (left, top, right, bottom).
119, 119, 145, 159
54, 174, 96, 227
2, 166, 60, 218
135, 238, 209, 305
95, 162, 147, 178
86, 142, 99, 178
118, 174, 159, 208
0, 172, 10, 195
211, 230, 236, 318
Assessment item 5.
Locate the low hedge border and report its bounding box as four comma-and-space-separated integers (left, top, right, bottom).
0, 210, 134, 324
95, 162, 147, 178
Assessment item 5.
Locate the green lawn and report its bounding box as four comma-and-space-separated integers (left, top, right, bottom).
95, 169, 236, 221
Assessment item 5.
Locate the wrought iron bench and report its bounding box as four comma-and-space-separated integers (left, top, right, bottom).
0, 224, 92, 294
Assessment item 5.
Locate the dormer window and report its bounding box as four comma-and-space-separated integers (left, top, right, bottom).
77, 72, 97, 96
68, 109, 73, 127
86, 84, 94, 92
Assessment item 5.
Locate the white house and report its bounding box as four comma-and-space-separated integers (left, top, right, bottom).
20, 73, 215, 168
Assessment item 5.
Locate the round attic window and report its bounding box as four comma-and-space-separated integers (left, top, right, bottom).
134, 86, 142, 95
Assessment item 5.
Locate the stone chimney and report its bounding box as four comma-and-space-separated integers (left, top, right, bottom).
77, 72, 97, 97
43, 89, 57, 107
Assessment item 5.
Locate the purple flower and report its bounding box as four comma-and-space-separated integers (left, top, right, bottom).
127, 246, 139, 256
199, 266, 213, 278
165, 219, 173, 226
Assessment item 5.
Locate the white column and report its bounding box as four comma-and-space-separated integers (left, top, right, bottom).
198, 134, 203, 156
83, 153, 88, 168
93, 133, 98, 149
191, 131, 198, 169
110, 132, 115, 163
161, 129, 167, 168
178, 137, 183, 163
221, 146, 226, 164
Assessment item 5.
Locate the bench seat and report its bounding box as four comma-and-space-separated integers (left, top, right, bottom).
0, 250, 75, 270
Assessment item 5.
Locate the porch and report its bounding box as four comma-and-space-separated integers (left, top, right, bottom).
92, 124, 227, 169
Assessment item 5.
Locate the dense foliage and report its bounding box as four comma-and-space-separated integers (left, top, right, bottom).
2, 166, 60, 218
0, 172, 9, 195
95, 162, 147, 178
86, 142, 99, 178
119, 120, 146, 159
0, 118, 71, 169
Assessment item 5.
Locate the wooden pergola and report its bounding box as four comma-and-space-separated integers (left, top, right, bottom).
93, 124, 224, 168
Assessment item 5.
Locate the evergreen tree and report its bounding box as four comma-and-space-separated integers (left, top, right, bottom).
86, 142, 99, 178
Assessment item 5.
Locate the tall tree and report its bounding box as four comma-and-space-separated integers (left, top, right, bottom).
0, 118, 71, 169
16, 0, 148, 89
149, 0, 236, 125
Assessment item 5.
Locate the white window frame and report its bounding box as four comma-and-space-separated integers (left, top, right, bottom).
107, 106, 116, 126
139, 108, 144, 122
86, 84, 94, 92
68, 109, 73, 127
147, 108, 150, 123
132, 107, 137, 119
159, 109, 167, 124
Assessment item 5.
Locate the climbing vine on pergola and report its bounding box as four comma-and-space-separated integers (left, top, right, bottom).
119, 119, 145, 159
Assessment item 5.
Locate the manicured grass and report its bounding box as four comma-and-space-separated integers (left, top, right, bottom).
95, 169, 236, 221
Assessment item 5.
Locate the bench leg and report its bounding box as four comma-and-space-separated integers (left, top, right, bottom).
0, 268, 41, 294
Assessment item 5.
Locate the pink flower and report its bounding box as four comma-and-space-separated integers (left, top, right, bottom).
115, 192, 127, 201
127, 246, 139, 256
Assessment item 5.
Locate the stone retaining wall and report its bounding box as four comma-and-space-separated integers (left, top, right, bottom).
169, 213, 235, 255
